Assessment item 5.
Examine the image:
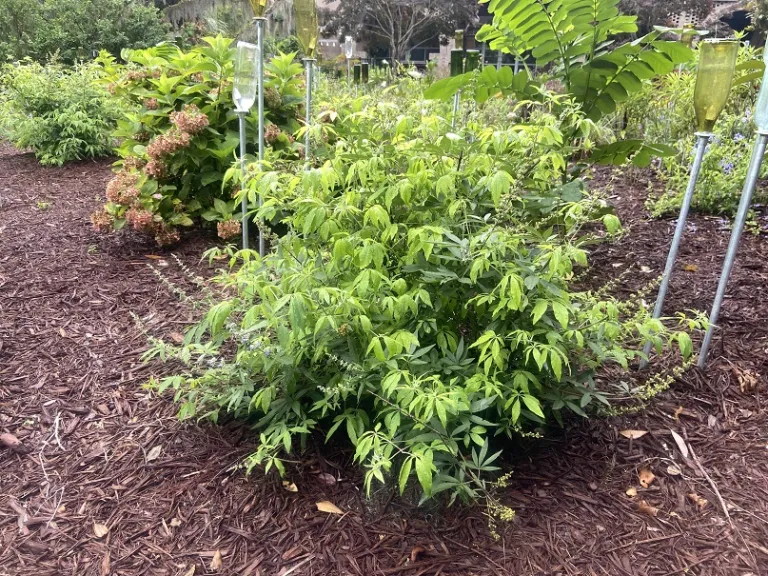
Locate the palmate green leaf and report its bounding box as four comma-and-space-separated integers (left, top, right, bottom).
479, 0, 690, 123
522, 394, 545, 419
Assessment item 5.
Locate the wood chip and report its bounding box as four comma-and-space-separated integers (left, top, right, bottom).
638, 467, 656, 488
636, 500, 658, 517
687, 493, 709, 510
210, 549, 223, 571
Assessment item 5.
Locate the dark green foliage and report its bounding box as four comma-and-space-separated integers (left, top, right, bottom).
426, 0, 694, 165
0, 0, 168, 63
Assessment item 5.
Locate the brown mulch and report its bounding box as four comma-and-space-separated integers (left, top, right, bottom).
1, 146, 767, 576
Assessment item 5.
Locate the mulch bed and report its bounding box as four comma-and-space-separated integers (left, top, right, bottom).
1, 146, 767, 576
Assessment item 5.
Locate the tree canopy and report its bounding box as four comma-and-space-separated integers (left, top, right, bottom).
321, 0, 478, 62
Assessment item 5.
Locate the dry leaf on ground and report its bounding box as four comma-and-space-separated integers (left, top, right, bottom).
182, 565, 195, 576
93, 523, 109, 538
666, 465, 682, 476
670, 429, 689, 459
620, 430, 648, 440
145, 445, 162, 462
100, 552, 110, 576
683, 264, 698, 272
170, 332, 185, 344
316, 501, 343, 515
638, 468, 656, 488
0, 432, 26, 453
317, 473, 336, 485
688, 493, 709, 510
636, 500, 659, 517
210, 550, 223, 571
170, 518, 182, 527
282, 481, 298, 492
626, 487, 637, 497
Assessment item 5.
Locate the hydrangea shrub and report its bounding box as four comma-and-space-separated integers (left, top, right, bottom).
91, 37, 304, 245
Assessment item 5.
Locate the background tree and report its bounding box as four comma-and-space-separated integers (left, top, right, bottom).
321, 0, 478, 62
0, 0, 42, 60
619, 0, 713, 33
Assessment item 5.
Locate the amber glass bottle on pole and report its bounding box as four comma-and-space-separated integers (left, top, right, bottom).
294, 0, 318, 161
642, 39, 739, 368
700, 39, 768, 367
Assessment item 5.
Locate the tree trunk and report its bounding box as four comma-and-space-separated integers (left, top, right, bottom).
700, 0, 747, 28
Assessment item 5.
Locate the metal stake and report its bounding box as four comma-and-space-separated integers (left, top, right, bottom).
641, 132, 711, 367
698, 130, 768, 368
256, 17, 266, 257
496, 51, 502, 71
237, 111, 249, 250
514, 57, 520, 75
347, 59, 351, 89
303, 58, 315, 163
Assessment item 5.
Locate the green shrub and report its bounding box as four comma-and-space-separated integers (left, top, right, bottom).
0, 0, 168, 63
91, 37, 304, 245
147, 87, 701, 503
0, 60, 119, 165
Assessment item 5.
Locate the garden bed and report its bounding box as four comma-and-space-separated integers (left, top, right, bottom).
1, 144, 767, 575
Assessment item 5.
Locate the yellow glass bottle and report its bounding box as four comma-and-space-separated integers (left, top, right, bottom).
249, 0, 268, 17
294, 0, 319, 59
693, 39, 739, 133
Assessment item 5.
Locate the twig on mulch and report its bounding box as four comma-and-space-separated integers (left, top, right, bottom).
687, 442, 731, 525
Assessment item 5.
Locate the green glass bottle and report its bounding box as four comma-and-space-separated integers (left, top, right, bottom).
465, 50, 481, 72
693, 39, 739, 133
361, 62, 369, 84
353, 63, 361, 84
450, 49, 464, 77
294, 0, 319, 59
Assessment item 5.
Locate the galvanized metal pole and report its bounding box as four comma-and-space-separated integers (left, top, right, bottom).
238, 111, 249, 250
303, 58, 315, 162
496, 51, 502, 71
514, 57, 520, 75
256, 17, 266, 257
641, 132, 710, 367
698, 130, 768, 368
347, 58, 351, 89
